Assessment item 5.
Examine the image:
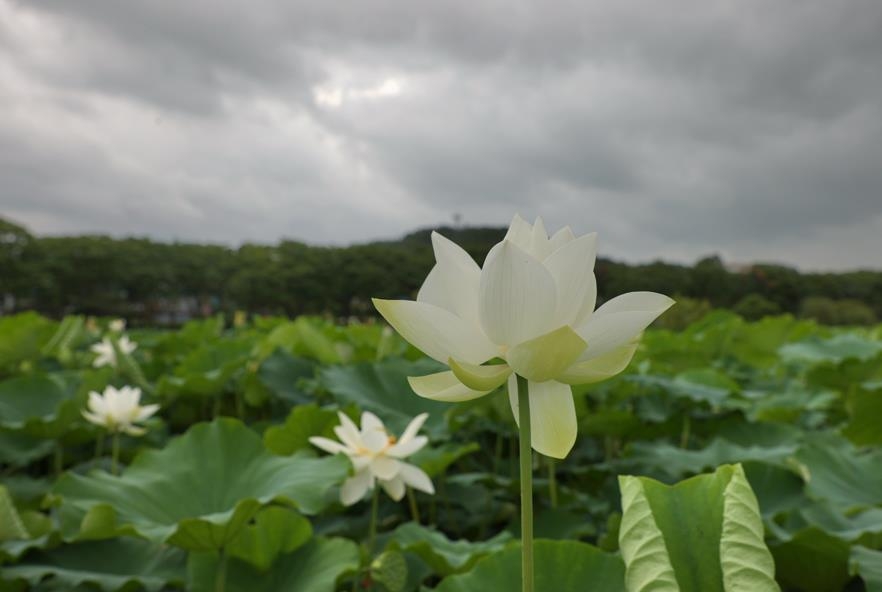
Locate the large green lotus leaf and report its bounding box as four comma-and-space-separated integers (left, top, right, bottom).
851, 546, 882, 592
0, 538, 186, 592
386, 522, 513, 576
255, 349, 315, 405
0, 430, 55, 467
769, 528, 851, 592
54, 418, 348, 551
618, 438, 797, 481
618, 464, 779, 592
638, 311, 742, 371
319, 358, 451, 437
735, 386, 837, 424
728, 315, 816, 368
795, 433, 882, 508
150, 316, 225, 363
805, 356, 882, 397
798, 503, 882, 542
0, 489, 56, 564
256, 318, 343, 364
0, 374, 83, 438
225, 506, 312, 572
0, 485, 29, 542
741, 463, 806, 518
531, 507, 597, 540
188, 537, 358, 592
843, 384, 882, 446
780, 334, 882, 365
714, 420, 805, 449
0, 312, 56, 368
341, 322, 409, 361
263, 403, 339, 456
630, 368, 740, 408
434, 540, 625, 592
157, 339, 252, 399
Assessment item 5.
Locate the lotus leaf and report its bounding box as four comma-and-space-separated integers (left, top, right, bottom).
618, 463, 779, 592
0, 538, 186, 592
187, 537, 358, 592
54, 418, 348, 551
434, 540, 625, 591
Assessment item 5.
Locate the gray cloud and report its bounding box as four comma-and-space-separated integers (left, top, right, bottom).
1, 0, 880, 270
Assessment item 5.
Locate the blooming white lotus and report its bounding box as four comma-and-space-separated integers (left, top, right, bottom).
82, 385, 159, 436
310, 411, 435, 506
108, 319, 126, 332
374, 214, 674, 459
90, 336, 137, 368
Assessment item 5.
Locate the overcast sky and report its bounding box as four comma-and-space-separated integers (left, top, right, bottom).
1, 0, 881, 270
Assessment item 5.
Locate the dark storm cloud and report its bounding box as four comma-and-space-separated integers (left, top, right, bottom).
1, 0, 881, 269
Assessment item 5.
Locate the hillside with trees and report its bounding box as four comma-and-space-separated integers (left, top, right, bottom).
0, 217, 879, 326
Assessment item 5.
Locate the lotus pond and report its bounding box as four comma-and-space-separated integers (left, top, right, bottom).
1, 310, 882, 591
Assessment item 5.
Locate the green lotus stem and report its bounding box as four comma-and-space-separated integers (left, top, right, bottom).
680, 413, 691, 449
547, 456, 558, 509
517, 374, 534, 592
110, 431, 121, 476
407, 487, 421, 524
368, 486, 379, 553
215, 548, 228, 592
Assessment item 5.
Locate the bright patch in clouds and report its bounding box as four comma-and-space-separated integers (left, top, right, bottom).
314, 77, 406, 108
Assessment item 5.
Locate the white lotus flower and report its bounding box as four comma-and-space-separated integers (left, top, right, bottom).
310, 411, 435, 506
374, 214, 674, 459
90, 336, 137, 368
82, 385, 159, 436
108, 319, 126, 332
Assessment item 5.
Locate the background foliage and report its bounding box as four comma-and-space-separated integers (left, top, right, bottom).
1, 309, 881, 590
1, 217, 879, 325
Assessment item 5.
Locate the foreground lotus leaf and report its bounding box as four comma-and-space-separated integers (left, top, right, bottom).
0, 538, 186, 592
0, 312, 56, 368
263, 403, 340, 456
225, 506, 312, 572
618, 463, 779, 592
187, 537, 359, 592
157, 339, 252, 399
387, 522, 513, 576
0, 374, 82, 439
795, 433, 882, 509
320, 358, 451, 437
850, 546, 882, 592
0, 485, 29, 542
770, 527, 851, 592
54, 418, 348, 551
433, 539, 625, 591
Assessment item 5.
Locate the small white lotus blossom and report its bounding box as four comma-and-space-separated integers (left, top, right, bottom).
82, 385, 159, 436
310, 411, 435, 506
108, 319, 126, 332
90, 336, 137, 368
374, 214, 674, 459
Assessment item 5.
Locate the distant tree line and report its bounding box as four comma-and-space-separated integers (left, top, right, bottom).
1, 217, 879, 326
